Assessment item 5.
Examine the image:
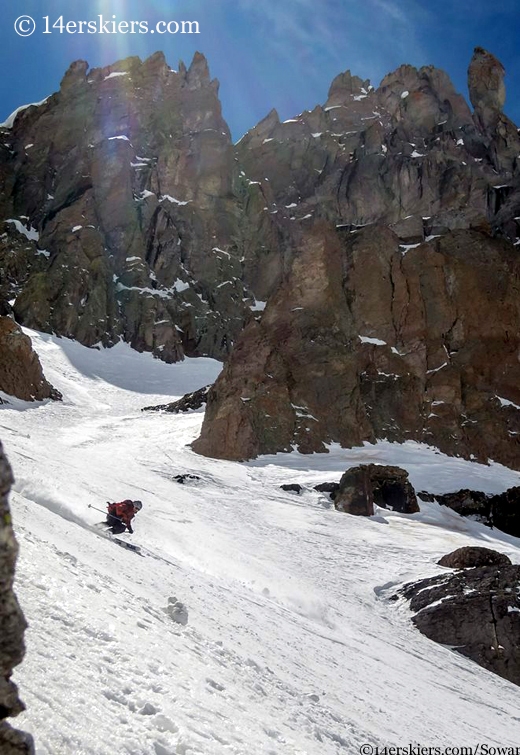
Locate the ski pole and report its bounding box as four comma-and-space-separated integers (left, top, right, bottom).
87, 504, 122, 524
88, 504, 110, 516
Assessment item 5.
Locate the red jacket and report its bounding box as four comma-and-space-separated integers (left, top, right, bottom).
107, 500, 137, 527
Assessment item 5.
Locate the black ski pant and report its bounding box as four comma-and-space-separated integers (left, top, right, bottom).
106, 515, 126, 535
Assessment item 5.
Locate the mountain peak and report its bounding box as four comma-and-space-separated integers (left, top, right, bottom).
326, 69, 371, 107
186, 51, 211, 89
60, 59, 88, 92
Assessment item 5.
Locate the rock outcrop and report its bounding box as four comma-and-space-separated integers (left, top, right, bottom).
192, 47, 520, 467
399, 564, 520, 688
280, 484, 303, 495
0, 443, 35, 754
419, 486, 520, 538
173, 474, 201, 485
0, 317, 60, 401
428, 489, 490, 521
193, 221, 520, 468
334, 465, 419, 516
236, 46, 520, 262
438, 546, 511, 569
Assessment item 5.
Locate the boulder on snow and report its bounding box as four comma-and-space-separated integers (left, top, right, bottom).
334, 464, 419, 516
438, 546, 512, 569
313, 482, 340, 500
143, 385, 211, 414
0, 442, 35, 754
399, 564, 520, 687
280, 484, 303, 494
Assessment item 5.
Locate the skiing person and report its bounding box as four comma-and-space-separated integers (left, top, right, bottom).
106, 499, 142, 535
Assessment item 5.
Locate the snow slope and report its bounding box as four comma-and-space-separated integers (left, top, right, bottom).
2, 329, 520, 754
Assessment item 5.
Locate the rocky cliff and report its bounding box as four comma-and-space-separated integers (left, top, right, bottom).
193, 222, 520, 466
0, 52, 257, 362
236, 47, 520, 262
5, 47, 520, 365
0, 318, 60, 402
193, 48, 520, 466
0, 443, 34, 754
3, 46, 520, 467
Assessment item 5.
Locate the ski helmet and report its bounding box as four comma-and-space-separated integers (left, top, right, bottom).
133, 500, 143, 511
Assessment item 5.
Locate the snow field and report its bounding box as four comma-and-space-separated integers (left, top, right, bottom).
2, 329, 520, 754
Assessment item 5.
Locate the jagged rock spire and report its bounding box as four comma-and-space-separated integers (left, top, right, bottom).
468, 46, 506, 128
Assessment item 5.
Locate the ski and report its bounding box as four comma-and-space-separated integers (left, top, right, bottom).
111, 537, 143, 555
91, 522, 144, 556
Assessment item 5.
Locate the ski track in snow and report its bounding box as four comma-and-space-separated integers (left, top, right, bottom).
2, 329, 520, 754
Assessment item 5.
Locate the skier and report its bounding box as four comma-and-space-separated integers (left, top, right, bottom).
106, 500, 142, 535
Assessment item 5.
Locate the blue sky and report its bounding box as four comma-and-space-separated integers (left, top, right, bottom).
3, 0, 520, 140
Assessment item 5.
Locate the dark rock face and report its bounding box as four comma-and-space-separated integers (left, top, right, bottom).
417, 491, 436, 503
334, 464, 419, 516
400, 565, 520, 687
367, 465, 419, 513
194, 221, 520, 468
192, 47, 520, 466
0, 52, 256, 363
142, 385, 210, 413
4, 46, 520, 371
438, 546, 512, 569
193, 223, 360, 460
335, 466, 375, 516
0, 317, 61, 401
237, 48, 520, 252
0, 443, 35, 754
